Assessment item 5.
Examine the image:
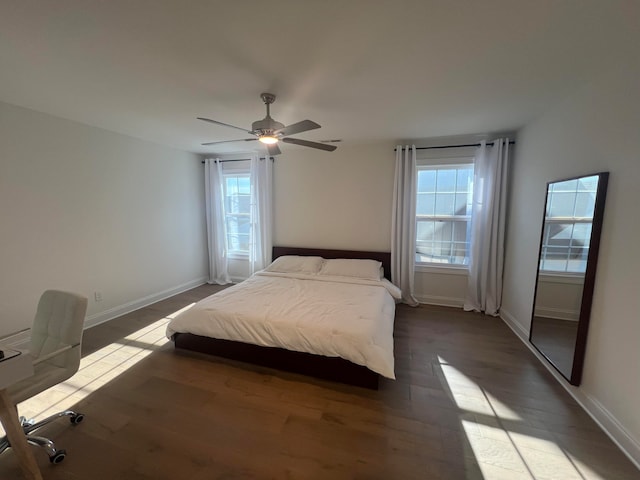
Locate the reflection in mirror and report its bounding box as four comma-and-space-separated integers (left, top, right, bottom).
529, 172, 608, 385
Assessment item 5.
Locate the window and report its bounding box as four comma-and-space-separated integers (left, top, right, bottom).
223, 173, 251, 255
539, 175, 598, 273
416, 163, 474, 266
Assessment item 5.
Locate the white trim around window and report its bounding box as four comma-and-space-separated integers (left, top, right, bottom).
415, 159, 475, 269
415, 263, 469, 276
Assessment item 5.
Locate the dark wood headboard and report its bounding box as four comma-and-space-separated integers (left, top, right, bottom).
272, 246, 392, 280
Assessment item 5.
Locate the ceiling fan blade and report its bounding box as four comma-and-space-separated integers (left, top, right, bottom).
201, 138, 257, 146
197, 117, 253, 134
267, 143, 281, 156
282, 137, 337, 152
274, 120, 321, 136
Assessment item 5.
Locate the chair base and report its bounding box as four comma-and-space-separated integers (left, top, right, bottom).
0, 409, 84, 464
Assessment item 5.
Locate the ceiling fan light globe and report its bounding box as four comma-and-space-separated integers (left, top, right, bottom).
259, 136, 278, 145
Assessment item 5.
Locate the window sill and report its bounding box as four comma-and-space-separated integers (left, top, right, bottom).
415, 264, 469, 276
228, 252, 249, 261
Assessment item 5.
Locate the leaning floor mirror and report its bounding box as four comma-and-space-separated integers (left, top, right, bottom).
529, 172, 609, 385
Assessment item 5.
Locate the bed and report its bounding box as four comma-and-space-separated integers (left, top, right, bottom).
167, 247, 400, 389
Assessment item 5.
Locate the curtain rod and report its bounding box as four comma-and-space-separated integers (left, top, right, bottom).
201, 157, 274, 164
419, 140, 517, 150
395, 140, 515, 151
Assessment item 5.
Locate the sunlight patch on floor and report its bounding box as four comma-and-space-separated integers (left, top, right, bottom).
437, 358, 521, 421
8, 303, 196, 429
438, 356, 590, 480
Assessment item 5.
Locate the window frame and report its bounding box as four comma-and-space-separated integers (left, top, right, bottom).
414, 150, 475, 271
221, 163, 252, 259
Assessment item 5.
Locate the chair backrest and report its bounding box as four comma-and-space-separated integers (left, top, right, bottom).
30, 290, 88, 373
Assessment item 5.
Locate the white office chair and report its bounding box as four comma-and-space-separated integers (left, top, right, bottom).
0, 290, 88, 464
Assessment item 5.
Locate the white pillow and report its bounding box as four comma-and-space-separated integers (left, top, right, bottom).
264, 255, 324, 274
318, 258, 383, 281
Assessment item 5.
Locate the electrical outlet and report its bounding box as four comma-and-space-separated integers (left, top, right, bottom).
94, 291, 102, 302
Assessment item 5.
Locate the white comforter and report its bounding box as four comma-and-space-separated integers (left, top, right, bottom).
166, 271, 400, 379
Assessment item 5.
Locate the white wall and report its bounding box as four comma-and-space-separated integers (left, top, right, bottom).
501, 61, 640, 464
0, 102, 208, 337
273, 141, 395, 251
414, 267, 468, 307
534, 274, 583, 321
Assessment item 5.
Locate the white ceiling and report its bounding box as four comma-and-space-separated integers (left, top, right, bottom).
1, 1, 638, 155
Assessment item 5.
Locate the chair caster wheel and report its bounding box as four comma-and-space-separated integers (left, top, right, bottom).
70, 413, 84, 424
50, 449, 66, 464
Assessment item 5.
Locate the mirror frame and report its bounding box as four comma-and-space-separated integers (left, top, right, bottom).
529, 171, 609, 385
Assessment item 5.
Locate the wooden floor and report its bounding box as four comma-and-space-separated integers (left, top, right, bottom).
1, 284, 638, 479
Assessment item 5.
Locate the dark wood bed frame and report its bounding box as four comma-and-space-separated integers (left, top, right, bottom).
173, 246, 392, 390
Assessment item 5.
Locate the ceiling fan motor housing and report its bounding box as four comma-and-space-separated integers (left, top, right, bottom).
251, 92, 284, 136
251, 116, 284, 136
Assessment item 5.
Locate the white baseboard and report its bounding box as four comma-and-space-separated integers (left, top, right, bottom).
415, 293, 464, 308
500, 308, 640, 470
2, 331, 31, 350
500, 308, 530, 338
84, 277, 208, 329
534, 305, 579, 321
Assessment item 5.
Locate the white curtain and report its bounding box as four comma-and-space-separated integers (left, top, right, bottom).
249, 155, 273, 274
391, 145, 419, 306
464, 139, 510, 315
204, 158, 232, 285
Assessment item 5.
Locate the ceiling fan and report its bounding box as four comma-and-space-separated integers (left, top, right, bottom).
198, 93, 337, 156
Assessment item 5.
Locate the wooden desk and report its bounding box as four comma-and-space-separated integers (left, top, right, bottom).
0, 349, 43, 480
